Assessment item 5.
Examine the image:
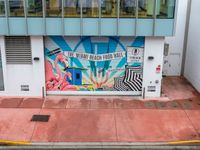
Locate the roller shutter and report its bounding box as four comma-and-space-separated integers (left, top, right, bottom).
5, 36, 32, 64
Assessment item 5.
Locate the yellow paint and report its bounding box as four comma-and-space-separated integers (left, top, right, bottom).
87, 85, 95, 91
0, 140, 31, 146
168, 140, 200, 145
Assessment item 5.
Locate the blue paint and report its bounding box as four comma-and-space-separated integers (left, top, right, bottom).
67, 68, 82, 85
132, 37, 145, 47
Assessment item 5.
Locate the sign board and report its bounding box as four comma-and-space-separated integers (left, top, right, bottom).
127, 47, 144, 64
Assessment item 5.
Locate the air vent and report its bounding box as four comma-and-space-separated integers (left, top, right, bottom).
5, 36, 32, 64
147, 86, 156, 92
21, 85, 29, 91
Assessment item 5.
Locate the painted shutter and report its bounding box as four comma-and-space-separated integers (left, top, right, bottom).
5, 36, 32, 64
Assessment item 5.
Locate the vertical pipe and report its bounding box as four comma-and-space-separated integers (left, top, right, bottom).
135, 0, 138, 36
173, 0, 179, 36
42, 0, 46, 35
117, 0, 120, 36
4, 0, 9, 35
153, 0, 158, 36
142, 87, 145, 99
42, 86, 45, 98
98, 0, 101, 36
62, 0, 65, 36
80, 0, 83, 36
23, 0, 28, 35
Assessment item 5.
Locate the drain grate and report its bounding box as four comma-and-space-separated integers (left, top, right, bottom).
156, 102, 167, 109
144, 101, 155, 108
31, 115, 50, 122
182, 102, 192, 109
169, 102, 180, 109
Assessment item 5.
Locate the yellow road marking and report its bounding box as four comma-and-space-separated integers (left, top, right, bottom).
168, 140, 200, 145
0, 140, 31, 145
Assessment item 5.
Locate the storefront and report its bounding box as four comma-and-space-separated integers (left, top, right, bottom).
0, 36, 164, 97
0, 0, 175, 98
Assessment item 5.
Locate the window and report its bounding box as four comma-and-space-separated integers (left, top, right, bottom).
45, 0, 62, 17
76, 73, 80, 79
27, 0, 43, 17
64, 0, 80, 17
0, 0, 5, 16
101, 0, 117, 18
120, 0, 136, 18
138, 0, 155, 18
9, 0, 24, 17
82, 0, 99, 18
157, 0, 176, 19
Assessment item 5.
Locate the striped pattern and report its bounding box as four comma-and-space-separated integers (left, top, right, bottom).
126, 65, 142, 72
5, 36, 32, 64
124, 67, 143, 91
114, 76, 131, 91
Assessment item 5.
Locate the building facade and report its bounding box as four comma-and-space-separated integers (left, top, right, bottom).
0, 0, 177, 97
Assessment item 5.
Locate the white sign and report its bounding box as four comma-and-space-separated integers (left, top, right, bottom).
127, 47, 144, 63
64, 51, 126, 62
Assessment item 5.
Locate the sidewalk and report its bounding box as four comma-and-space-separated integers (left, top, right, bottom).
0, 77, 200, 143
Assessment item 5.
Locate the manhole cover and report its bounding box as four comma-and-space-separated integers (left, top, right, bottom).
156, 102, 167, 109
31, 115, 50, 122
144, 101, 155, 108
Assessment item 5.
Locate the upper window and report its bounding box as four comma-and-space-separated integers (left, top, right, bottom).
45, 0, 62, 17
101, 0, 117, 18
138, 0, 155, 18
120, 0, 136, 18
9, 0, 24, 17
64, 0, 80, 17
157, 0, 176, 19
0, 0, 5, 16
82, 0, 99, 18
27, 0, 43, 17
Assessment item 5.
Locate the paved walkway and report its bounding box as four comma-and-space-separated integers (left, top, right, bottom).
0, 77, 200, 143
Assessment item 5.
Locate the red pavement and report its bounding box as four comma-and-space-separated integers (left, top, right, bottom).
0, 77, 200, 143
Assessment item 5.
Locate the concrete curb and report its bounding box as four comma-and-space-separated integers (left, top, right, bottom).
1, 142, 200, 149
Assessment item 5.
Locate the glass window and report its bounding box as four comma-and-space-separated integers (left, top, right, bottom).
157, 0, 176, 19
0, 0, 5, 16
46, 0, 62, 17
82, 0, 99, 18
9, 0, 24, 17
120, 0, 136, 18
27, 0, 43, 17
138, 0, 155, 18
101, 0, 117, 18
64, 0, 80, 17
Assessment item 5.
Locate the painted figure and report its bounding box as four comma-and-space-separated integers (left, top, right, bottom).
45, 53, 75, 91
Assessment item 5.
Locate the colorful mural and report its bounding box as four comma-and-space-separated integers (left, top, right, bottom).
45, 36, 145, 93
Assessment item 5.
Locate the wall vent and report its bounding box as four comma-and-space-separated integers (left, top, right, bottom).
21, 85, 29, 91
5, 36, 32, 64
147, 86, 156, 92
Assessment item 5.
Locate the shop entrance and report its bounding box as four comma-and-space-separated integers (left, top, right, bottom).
44, 36, 144, 96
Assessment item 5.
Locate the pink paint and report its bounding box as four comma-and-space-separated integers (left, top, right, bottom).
45, 54, 76, 91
